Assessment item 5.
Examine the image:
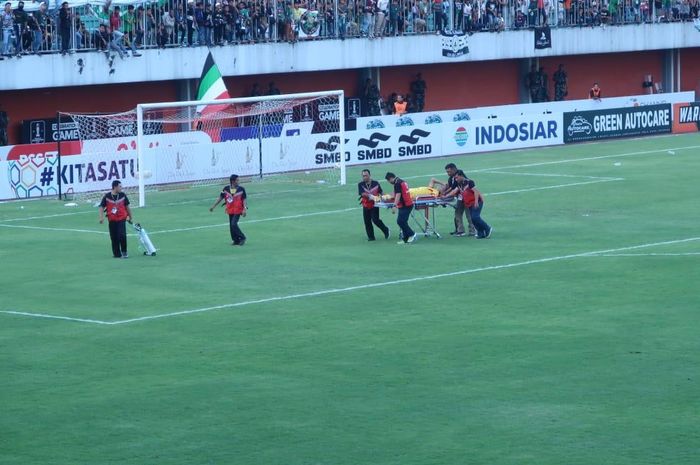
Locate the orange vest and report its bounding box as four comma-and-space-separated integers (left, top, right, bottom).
394, 101, 407, 115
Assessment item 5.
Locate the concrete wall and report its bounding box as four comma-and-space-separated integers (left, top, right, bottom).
1, 23, 700, 91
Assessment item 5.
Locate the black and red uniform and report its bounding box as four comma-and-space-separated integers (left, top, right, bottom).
393, 177, 415, 242
358, 179, 389, 240
100, 191, 130, 257
221, 184, 247, 244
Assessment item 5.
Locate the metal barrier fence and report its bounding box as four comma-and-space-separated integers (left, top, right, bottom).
1, 0, 698, 56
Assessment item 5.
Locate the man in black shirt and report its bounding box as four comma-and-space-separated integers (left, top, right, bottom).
358, 169, 390, 241
429, 163, 476, 237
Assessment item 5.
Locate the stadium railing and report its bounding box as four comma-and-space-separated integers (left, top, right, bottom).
0, 0, 697, 58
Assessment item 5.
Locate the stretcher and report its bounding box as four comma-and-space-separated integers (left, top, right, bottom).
374, 191, 457, 239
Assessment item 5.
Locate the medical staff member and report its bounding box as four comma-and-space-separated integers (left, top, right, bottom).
385, 172, 416, 244
358, 169, 390, 241
454, 170, 492, 239
210, 174, 247, 246
430, 162, 476, 237
99, 180, 133, 258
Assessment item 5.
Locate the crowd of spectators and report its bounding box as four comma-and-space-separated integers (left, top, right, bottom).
1, 0, 699, 58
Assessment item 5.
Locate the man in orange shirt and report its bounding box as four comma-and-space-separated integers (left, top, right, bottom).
393, 94, 407, 115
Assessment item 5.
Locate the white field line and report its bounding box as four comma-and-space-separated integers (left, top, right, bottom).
403, 144, 700, 181
3, 236, 697, 326
486, 178, 621, 196
481, 170, 622, 181
0, 310, 113, 325
0, 224, 107, 235
149, 207, 357, 235
1, 210, 95, 223
592, 252, 700, 257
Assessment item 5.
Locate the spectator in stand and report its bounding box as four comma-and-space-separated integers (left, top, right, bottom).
175, 4, 187, 46
73, 12, 85, 49
29, 10, 41, 53
13, 1, 27, 56
34, 2, 49, 52
185, 1, 195, 46
250, 82, 261, 96
213, 3, 225, 45
361, 0, 375, 38
123, 6, 137, 49
2, 3, 14, 58
163, 6, 176, 45
536, 67, 549, 101
195, 2, 205, 44
337, 0, 348, 39
203, 3, 213, 46
389, 0, 399, 34
375, 0, 388, 36
110, 6, 122, 39
94, 23, 109, 53
553, 64, 568, 101
135, 6, 146, 48
393, 94, 408, 115
266, 81, 281, 95
410, 73, 426, 112
59, 1, 71, 55
589, 82, 602, 100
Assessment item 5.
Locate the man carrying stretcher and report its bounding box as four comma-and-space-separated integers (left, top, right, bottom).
429, 163, 476, 237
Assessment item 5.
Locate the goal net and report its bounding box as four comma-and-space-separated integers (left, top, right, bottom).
58, 90, 346, 207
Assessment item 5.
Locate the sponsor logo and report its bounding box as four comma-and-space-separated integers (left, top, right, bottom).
314, 136, 350, 164
398, 129, 430, 144
317, 103, 339, 121
357, 132, 391, 148
679, 103, 700, 124
398, 129, 432, 157
366, 119, 386, 130
453, 112, 471, 122
454, 127, 468, 147
476, 121, 558, 145
315, 136, 344, 152
396, 116, 414, 127
567, 116, 593, 137
563, 104, 672, 142
425, 114, 443, 124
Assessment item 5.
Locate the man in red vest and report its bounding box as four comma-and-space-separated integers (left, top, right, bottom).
99, 180, 133, 258
385, 172, 416, 244
358, 169, 390, 241
210, 174, 247, 246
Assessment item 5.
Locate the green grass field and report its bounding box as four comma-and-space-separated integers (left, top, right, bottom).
2, 133, 699, 465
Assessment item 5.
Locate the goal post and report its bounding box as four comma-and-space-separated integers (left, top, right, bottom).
136, 90, 346, 207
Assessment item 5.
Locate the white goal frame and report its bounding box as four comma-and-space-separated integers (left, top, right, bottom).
136, 90, 346, 207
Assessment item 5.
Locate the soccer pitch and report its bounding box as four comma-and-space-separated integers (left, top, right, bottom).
1, 134, 699, 465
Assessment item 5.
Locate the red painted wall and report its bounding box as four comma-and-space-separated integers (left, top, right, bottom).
380, 61, 521, 111
224, 69, 362, 99
680, 48, 700, 96
0, 81, 178, 145
540, 51, 664, 101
